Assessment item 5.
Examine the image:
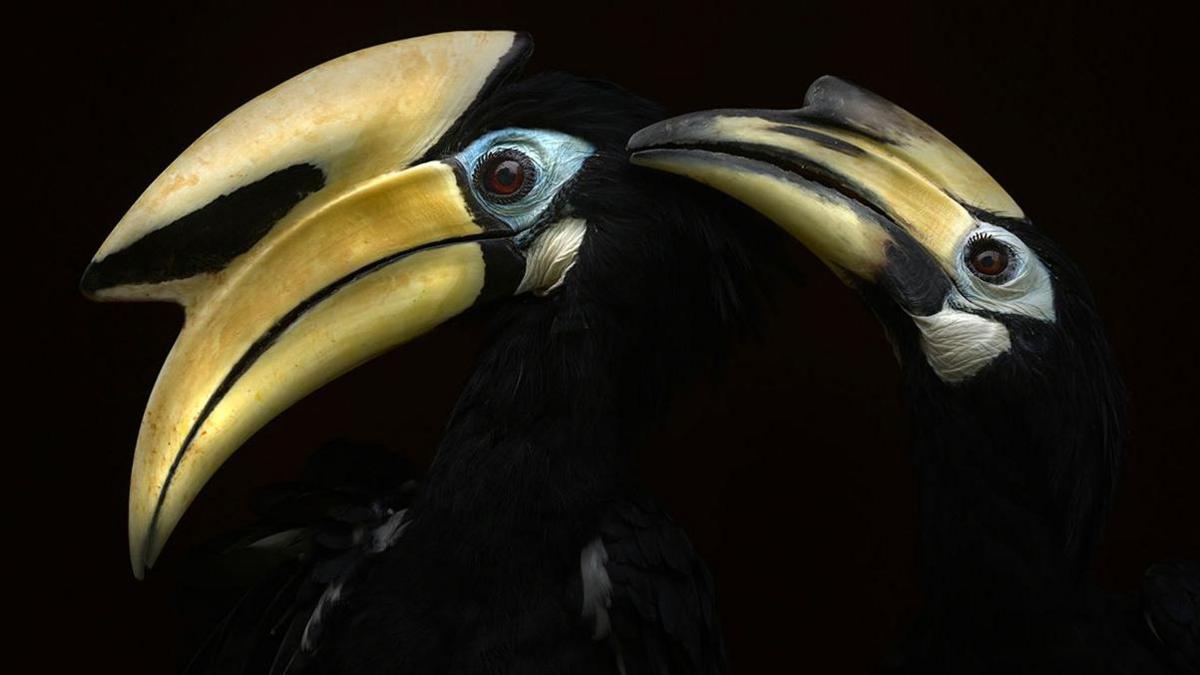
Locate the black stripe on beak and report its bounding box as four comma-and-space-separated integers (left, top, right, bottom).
81, 163, 325, 294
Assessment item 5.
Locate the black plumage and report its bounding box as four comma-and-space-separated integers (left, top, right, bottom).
864, 215, 1197, 674
625, 75, 1199, 673
184, 72, 782, 675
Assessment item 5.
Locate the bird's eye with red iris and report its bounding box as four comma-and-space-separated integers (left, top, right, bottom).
965, 235, 1014, 282
474, 149, 536, 204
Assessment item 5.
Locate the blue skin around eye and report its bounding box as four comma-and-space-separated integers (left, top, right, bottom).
454, 128, 596, 235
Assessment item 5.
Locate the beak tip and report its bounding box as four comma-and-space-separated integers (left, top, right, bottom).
130, 549, 147, 580
79, 260, 104, 300
130, 537, 157, 580
79, 257, 127, 302
628, 111, 722, 155
130, 514, 159, 580
626, 124, 662, 153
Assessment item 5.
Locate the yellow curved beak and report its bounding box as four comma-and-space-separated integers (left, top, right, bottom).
81, 31, 531, 577
628, 76, 1022, 283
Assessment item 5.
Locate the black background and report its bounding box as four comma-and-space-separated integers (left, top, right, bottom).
23, 2, 1198, 673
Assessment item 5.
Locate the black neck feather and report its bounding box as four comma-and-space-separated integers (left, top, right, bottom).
875, 219, 1126, 627
412, 72, 783, 559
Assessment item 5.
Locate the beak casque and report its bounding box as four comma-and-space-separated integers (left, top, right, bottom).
627, 76, 1022, 283
82, 31, 530, 577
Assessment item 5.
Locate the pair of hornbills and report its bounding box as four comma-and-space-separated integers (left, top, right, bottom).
82, 32, 1195, 675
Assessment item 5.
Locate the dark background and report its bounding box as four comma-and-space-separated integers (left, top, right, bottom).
23, 2, 1198, 672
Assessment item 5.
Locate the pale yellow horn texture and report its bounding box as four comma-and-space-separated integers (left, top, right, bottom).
629, 76, 1022, 281
82, 31, 531, 577
89, 31, 526, 296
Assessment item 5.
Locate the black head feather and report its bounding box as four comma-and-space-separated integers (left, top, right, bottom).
868, 214, 1125, 616
421, 72, 787, 529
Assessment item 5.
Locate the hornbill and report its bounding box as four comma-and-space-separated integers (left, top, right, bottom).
630, 77, 1199, 673
81, 31, 780, 674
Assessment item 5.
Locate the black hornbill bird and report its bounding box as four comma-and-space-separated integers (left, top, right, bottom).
630, 77, 1199, 673
80, 32, 780, 674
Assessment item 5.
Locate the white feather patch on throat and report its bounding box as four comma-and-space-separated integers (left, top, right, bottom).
911, 302, 1012, 383
580, 537, 613, 640
517, 218, 587, 296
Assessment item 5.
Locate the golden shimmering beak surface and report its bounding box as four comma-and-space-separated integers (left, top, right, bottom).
629, 76, 1022, 282
81, 31, 530, 577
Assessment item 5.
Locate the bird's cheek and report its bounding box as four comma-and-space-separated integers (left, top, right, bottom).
909, 305, 1012, 384
517, 218, 588, 295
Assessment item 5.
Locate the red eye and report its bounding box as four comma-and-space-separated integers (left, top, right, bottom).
475, 150, 535, 204
966, 236, 1012, 281
487, 159, 523, 194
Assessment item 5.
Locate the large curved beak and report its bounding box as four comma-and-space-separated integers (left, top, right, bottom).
81, 31, 531, 577
628, 76, 1022, 306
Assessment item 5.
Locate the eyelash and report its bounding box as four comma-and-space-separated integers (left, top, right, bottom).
473, 149, 537, 205
964, 232, 1022, 282
965, 232, 1020, 260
